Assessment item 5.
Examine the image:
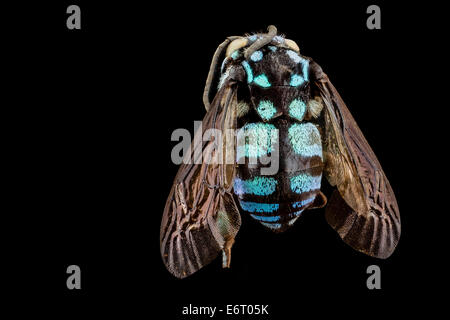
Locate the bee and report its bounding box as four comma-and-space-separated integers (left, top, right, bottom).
160, 26, 400, 278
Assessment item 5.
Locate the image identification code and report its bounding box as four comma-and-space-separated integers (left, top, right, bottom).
182, 304, 269, 317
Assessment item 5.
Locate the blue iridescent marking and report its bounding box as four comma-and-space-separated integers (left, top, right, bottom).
231, 50, 240, 60
240, 201, 279, 213
236, 122, 278, 159
288, 99, 307, 121
293, 209, 305, 217
268, 46, 277, 52
261, 222, 282, 229
248, 35, 258, 41
242, 61, 253, 83
301, 59, 309, 82
290, 173, 322, 194
250, 214, 281, 222
290, 74, 305, 87
257, 100, 277, 121
250, 50, 263, 62
286, 50, 302, 63
234, 176, 278, 196
292, 197, 315, 208
253, 74, 271, 88
288, 123, 323, 158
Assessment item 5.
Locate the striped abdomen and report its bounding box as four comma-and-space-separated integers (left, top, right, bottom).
234, 118, 324, 232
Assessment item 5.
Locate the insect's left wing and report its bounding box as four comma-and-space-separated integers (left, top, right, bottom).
160, 83, 241, 278
310, 61, 401, 259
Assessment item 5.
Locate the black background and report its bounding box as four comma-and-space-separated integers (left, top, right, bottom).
9, 0, 438, 318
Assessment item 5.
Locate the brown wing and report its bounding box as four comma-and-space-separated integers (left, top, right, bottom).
160, 82, 241, 278
310, 61, 401, 259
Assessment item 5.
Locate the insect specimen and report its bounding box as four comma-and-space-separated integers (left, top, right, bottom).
160, 26, 400, 278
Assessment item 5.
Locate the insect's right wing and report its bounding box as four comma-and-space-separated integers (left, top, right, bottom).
160, 82, 241, 278
309, 60, 401, 259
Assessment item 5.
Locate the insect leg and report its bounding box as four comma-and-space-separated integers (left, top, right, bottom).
222, 237, 235, 268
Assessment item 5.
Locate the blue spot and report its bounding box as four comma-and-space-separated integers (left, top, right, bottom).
231, 50, 240, 60
290, 74, 305, 87
288, 123, 323, 158
292, 197, 314, 208
248, 35, 258, 41
286, 50, 302, 63
290, 173, 322, 194
261, 222, 282, 229
250, 214, 281, 222
234, 176, 278, 196
253, 74, 271, 88
293, 209, 305, 217
242, 61, 253, 83
257, 100, 277, 121
268, 46, 277, 52
250, 50, 263, 62
236, 123, 278, 160
288, 99, 307, 121
301, 59, 309, 82
240, 201, 279, 213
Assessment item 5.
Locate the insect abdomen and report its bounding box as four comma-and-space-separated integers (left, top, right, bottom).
234, 118, 324, 232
